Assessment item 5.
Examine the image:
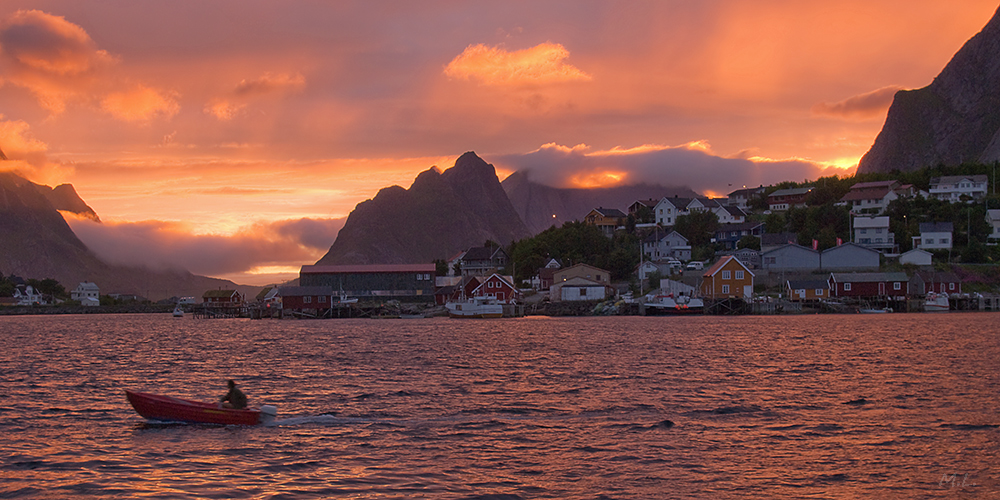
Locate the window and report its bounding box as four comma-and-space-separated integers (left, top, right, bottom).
844, 283, 852, 291
894, 282, 901, 290
816, 289, 824, 296
722, 285, 730, 294
722, 270, 731, 280
319, 296, 327, 303
942, 238, 949, 244
949, 283, 955, 290
736, 271, 744, 280
860, 228, 867, 234
304, 296, 312, 303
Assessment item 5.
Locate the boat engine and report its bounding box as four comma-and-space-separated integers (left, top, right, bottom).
259, 405, 278, 425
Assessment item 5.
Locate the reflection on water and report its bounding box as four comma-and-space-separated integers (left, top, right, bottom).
1, 313, 998, 498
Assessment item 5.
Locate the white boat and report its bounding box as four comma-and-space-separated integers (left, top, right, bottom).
644, 293, 704, 315
924, 292, 950, 312
172, 304, 184, 317
445, 297, 503, 318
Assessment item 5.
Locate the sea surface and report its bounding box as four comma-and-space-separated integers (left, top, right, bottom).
1, 313, 998, 499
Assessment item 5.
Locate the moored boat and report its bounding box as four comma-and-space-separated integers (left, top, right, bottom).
644, 293, 704, 315
125, 390, 277, 425
924, 292, 950, 312
172, 304, 184, 317
445, 297, 503, 318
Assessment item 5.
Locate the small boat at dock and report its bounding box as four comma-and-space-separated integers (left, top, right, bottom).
445, 297, 503, 318
644, 293, 704, 315
924, 292, 950, 312
125, 390, 276, 425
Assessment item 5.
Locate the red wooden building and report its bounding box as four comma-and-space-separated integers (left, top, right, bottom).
828, 272, 908, 298
278, 286, 334, 312
471, 274, 521, 303
202, 289, 244, 306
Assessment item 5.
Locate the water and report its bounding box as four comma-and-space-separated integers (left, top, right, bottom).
1, 313, 998, 498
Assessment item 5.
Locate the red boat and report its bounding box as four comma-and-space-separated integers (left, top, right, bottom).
125, 390, 277, 425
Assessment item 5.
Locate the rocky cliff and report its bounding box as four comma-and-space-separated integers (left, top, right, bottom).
859, 6, 1000, 173
316, 152, 531, 265
0, 171, 249, 300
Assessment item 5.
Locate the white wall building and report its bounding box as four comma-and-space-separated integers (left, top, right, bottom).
71, 282, 101, 306
913, 222, 954, 250
852, 216, 894, 251
929, 175, 988, 202
987, 209, 1000, 245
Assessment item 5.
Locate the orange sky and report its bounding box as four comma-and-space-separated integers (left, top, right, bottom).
0, 1, 997, 284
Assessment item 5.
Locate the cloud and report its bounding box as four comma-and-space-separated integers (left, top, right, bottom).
0, 116, 48, 167
494, 142, 851, 196
0, 10, 116, 113
206, 72, 306, 120
812, 85, 905, 120
444, 42, 591, 85
66, 216, 346, 278
234, 72, 306, 97
101, 84, 180, 122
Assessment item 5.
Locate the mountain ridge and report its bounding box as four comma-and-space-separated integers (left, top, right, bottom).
859, 6, 1000, 173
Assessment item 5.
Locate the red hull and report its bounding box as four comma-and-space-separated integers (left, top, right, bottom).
125, 390, 262, 425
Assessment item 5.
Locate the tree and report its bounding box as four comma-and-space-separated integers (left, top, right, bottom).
433, 259, 449, 276
736, 235, 761, 250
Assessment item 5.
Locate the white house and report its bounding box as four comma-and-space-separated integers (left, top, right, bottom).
71, 282, 100, 307
839, 180, 900, 214
713, 205, 746, 224
726, 186, 766, 209
643, 230, 691, 261
899, 248, 933, 266
553, 277, 610, 302
987, 209, 1000, 245
853, 216, 894, 251
653, 197, 682, 226
912, 222, 953, 250
929, 175, 988, 202
13, 285, 44, 306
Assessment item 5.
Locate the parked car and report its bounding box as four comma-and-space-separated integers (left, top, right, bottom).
685, 261, 704, 271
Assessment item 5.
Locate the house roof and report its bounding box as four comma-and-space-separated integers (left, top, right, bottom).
703, 255, 754, 277
555, 276, 605, 287
918, 221, 953, 233
715, 221, 763, 234
716, 205, 746, 217
302, 264, 436, 274
987, 209, 1000, 221
75, 282, 99, 290
727, 186, 765, 197
822, 242, 879, 255
840, 187, 893, 202
591, 207, 627, 218
769, 187, 813, 198
462, 246, 506, 261
761, 243, 819, 256
643, 230, 688, 244
787, 279, 830, 290
277, 286, 334, 297
203, 289, 239, 298
829, 272, 909, 283
631, 199, 660, 209
931, 175, 988, 185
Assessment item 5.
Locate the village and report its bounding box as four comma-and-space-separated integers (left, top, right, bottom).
7, 171, 998, 319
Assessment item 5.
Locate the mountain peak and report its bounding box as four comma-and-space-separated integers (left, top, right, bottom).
859, 7, 1000, 172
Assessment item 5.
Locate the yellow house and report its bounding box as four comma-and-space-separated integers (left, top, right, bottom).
700, 256, 754, 299
584, 207, 627, 237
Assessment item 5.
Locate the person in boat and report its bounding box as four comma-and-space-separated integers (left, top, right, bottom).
219, 379, 248, 409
